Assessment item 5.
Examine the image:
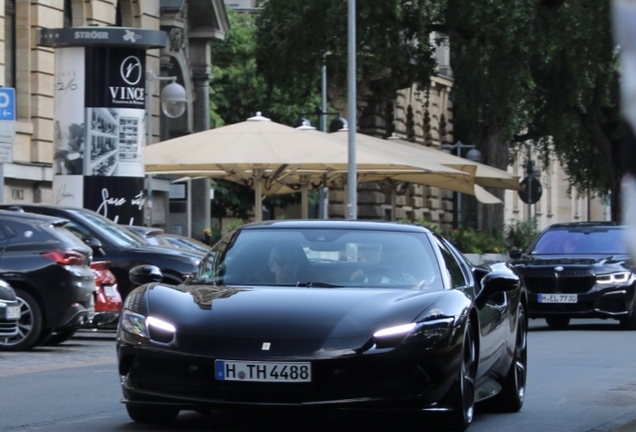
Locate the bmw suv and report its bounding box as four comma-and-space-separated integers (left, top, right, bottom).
509, 222, 635, 329
0, 210, 96, 350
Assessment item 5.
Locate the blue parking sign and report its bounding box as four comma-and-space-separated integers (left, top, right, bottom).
0, 88, 16, 121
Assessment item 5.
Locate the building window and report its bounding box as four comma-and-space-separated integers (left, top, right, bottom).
64, 0, 73, 27
4, 0, 16, 88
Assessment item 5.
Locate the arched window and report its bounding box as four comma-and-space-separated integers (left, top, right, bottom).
4, 0, 16, 88
64, 0, 73, 27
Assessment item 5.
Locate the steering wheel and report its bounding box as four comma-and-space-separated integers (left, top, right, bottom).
363, 265, 411, 284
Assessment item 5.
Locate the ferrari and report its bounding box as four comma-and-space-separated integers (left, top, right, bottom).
117, 220, 527, 431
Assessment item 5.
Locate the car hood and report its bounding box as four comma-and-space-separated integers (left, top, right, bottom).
139, 283, 468, 357
513, 254, 632, 271
131, 244, 205, 260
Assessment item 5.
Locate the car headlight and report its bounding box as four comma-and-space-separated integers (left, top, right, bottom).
120, 310, 176, 343
597, 272, 632, 285
373, 317, 455, 349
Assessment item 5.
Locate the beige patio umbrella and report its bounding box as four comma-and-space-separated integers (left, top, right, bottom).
145, 113, 472, 221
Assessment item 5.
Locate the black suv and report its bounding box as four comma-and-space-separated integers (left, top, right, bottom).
0, 205, 205, 300
509, 222, 635, 329
0, 210, 96, 350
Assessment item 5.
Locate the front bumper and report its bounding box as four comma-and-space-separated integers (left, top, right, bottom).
117, 335, 462, 412
527, 285, 635, 320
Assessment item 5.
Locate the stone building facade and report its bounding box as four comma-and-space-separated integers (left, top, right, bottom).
0, 0, 228, 237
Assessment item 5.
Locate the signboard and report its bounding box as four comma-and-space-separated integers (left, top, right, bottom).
0, 142, 12, 163
518, 176, 543, 204
0, 88, 16, 164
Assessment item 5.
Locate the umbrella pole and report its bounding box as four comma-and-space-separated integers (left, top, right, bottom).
391, 183, 397, 221
301, 177, 309, 219
254, 176, 263, 222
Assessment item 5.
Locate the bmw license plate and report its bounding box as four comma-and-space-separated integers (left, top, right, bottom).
6, 305, 20, 320
215, 360, 311, 382
538, 294, 578, 303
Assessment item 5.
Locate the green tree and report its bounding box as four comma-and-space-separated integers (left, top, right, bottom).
255, 0, 621, 227
208, 8, 324, 220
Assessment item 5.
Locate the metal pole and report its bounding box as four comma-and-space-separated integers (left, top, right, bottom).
146, 73, 154, 227
0, 163, 4, 203
319, 54, 329, 219
347, 0, 357, 220
527, 143, 532, 221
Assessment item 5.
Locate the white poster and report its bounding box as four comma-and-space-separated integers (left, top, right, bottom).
53, 47, 86, 176
53, 175, 84, 207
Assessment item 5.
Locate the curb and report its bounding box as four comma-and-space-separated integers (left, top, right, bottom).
606, 419, 636, 432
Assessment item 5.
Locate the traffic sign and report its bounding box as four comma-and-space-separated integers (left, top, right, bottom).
0, 88, 16, 121
0, 88, 16, 146
518, 176, 543, 204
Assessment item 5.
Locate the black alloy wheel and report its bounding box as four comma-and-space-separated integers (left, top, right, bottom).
489, 305, 528, 412
447, 320, 477, 431
0, 289, 44, 351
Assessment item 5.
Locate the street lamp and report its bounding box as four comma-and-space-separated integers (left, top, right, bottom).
442, 141, 482, 228
146, 71, 187, 226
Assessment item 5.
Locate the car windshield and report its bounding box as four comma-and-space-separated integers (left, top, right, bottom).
73, 210, 146, 247
189, 228, 444, 290
531, 227, 627, 255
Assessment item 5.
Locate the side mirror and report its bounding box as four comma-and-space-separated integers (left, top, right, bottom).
508, 248, 523, 260
84, 237, 105, 256
129, 265, 163, 286
475, 267, 521, 309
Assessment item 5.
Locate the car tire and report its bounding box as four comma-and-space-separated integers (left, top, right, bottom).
447, 319, 476, 432
45, 328, 77, 345
0, 289, 44, 351
619, 297, 636, 330
545, 316, 570, 329
125, 404, 179, 424
489, 305, 527, 412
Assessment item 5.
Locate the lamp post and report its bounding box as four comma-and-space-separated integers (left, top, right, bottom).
442, 141, 482, 228
146, 71, 187, 227
319, 51, 331, 219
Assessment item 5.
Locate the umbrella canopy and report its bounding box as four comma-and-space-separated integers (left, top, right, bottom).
145, 113, 473, 221
323, 130, 521, 193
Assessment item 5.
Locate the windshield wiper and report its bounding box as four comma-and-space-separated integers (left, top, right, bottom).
295, 281, 343, 288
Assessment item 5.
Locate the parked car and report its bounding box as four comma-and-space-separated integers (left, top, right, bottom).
0, 205, 205, 300
118, 220, 527, 430
0, 279, 20, 344
160, 233, 212, 253
89, 261, 122, 329
122, 225, 173, 248
0, 210, 96, 350
123, 225, 211, 254
509, 221, 635, 329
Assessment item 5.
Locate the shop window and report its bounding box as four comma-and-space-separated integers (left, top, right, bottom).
4, 0, 16, 88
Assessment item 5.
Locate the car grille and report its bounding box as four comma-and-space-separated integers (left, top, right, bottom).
522, 270, 596, 294
0, 320, 18, 337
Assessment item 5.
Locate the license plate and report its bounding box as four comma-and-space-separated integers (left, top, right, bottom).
6, 305, 20, 320
538, 293, 578, 303
215, 360, 311, 382
103, 284, 117, 297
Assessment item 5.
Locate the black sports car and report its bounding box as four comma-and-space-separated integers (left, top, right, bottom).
117, 220, 528, 431
509, 221, 635, 329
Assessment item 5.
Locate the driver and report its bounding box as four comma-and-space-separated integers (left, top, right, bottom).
350, 245, 417, 283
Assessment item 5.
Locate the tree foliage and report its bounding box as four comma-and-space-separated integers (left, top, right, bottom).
208, 8, 326, 220
255, 0, 622, 224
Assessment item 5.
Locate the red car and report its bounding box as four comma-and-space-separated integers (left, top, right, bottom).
90, 261, 122, 328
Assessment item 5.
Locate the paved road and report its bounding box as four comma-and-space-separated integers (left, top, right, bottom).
1, 320, 636, 431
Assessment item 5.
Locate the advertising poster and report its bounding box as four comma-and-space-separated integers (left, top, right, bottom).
53, 175, 84, 207
84, 176, 145, 226
53, 47, 86, 176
